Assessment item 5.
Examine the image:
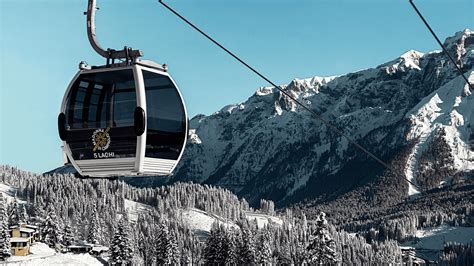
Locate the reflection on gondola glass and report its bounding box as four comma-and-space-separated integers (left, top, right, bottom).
143, 70, 186, 160
65, 70, 137, 160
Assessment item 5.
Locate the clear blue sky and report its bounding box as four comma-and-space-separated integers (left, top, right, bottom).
1, 0, 473, 173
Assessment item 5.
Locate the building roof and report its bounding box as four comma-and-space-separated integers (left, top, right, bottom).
24, 224, 38, 229
68, 242, 93, 248
10, 223, 38, 230
92, 246, 109, 252
19, 228, 36, 233
10, 237, 29, 243
68, 245, 93, 249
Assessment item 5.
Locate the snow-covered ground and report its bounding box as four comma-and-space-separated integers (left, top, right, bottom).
179, 208, 285, 241
401, 225, 474, 260
404, 71, 474, 195
123, 199, 152, 223
180, 208, 238, 240
123, 198, 284, 241
0, 183, 26, 204
246, 212, 283, 229
7, 242, 55, 263
408, 225, 474, 250
7, 242, 101, 265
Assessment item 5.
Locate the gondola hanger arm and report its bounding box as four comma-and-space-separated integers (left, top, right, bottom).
86, 0, 143, 62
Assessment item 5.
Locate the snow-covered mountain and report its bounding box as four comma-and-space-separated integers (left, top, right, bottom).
172, 29, 474, 206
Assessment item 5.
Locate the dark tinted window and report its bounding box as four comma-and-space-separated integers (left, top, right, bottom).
66, 70, 136, 129
65, 69, 137, 160
143, 70, 186, 160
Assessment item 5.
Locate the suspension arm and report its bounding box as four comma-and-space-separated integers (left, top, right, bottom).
86, 0, 143, 60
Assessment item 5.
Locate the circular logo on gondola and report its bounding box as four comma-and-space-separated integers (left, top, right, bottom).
92, 128, 111, 152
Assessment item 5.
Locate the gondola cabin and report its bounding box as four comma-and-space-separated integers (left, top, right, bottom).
58, 60, 188, 178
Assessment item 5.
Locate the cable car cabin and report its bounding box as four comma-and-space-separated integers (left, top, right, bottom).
58, 60, 188, 178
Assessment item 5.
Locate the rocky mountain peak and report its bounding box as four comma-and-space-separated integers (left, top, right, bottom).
443, 28, 473, 67
172, 30, 473, 206
380, 49, 424, 74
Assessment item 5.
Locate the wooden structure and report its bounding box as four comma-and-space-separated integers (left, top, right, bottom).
10, 238, 30, 256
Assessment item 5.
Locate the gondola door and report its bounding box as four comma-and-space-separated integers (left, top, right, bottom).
61, 68, 140, 175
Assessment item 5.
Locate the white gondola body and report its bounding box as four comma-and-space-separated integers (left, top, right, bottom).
59, 60, 188, 178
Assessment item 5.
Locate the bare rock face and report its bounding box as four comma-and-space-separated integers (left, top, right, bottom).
171, 30, 473, 207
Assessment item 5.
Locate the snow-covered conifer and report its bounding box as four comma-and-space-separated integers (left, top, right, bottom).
63, 222, 74, 247
0, 193, 11, 261
238, 223, 257, 264
87, 204, 100, 245
156, 221, 179, 265
277, 234, 292, 265
18, 204, 28, 224
306, 212, 340, 264
110, 216, 133, 265
42, 205, 62, 248
256, 229, 272, 264
8, 197, 20, 226
204, 221, 224, 264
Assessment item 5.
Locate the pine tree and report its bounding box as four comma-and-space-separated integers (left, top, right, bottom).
204, 221, 223, 264
42, 205, 62, 248
306, 212, 340, 264
87, 205, 100, 245
0, 193, 11, 261
238, 223, 257, 264
256, 229, 272, 264
18, 204, 28, 224
169, 229, 180, 264
63, 222, 74, 247
223, 227, 238, 264
110, 216, 133, 265
8, 197, 20, 226
205, 223, 238, 265
137, 231, 152, 265
156, 221, 179, 265
278, 234, 292, 265
31, 199, 46, 225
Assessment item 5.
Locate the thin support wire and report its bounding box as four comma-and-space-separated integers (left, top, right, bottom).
158, 0, 471, 223
159, 0, 422, 192
409, 0, 473, 90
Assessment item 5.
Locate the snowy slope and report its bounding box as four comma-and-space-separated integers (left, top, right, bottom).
124, 199, 152, 223
123, 200, 281, 240
0, 183, 26, 204
400, 225, 474, 261
179, 208, 283, 240
405, 71, 474, 194
412, 225, 474, 249
245, 212, 283, 229
7, 242, 101, 266
180, 208, 238, 240
171, 29, 474, 205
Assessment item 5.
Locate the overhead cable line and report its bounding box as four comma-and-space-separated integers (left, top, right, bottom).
158, 0, 469, 218
408, 0, 473, 224
409, 0, 473, 91
158, 0, 421, 190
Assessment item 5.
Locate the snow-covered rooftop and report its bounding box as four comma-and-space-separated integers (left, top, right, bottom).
10, 237, 29, 242
19, 228, 35, 233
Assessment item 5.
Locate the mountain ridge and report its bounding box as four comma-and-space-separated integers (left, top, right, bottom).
171, 29, 473, 207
